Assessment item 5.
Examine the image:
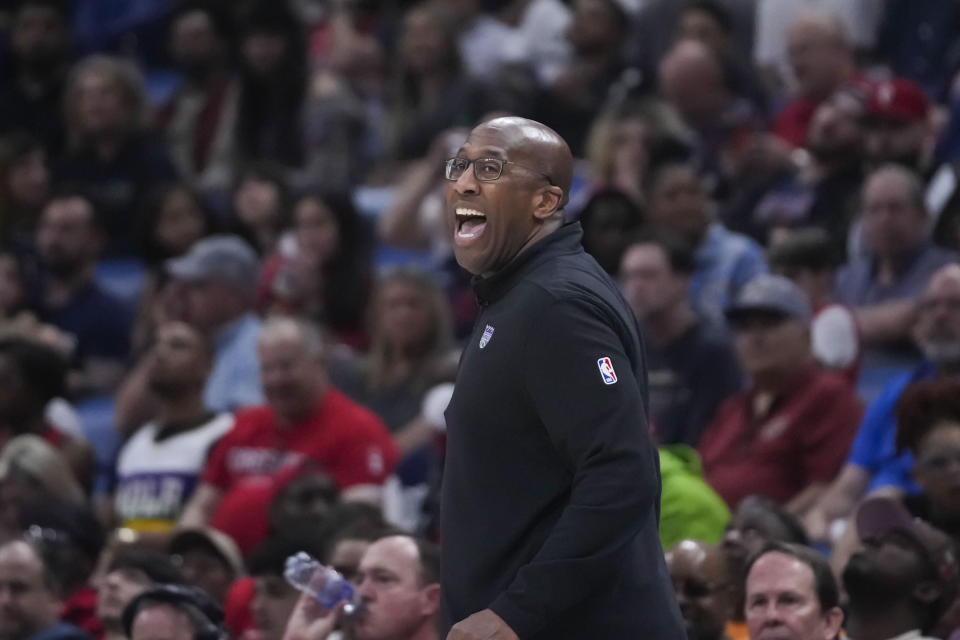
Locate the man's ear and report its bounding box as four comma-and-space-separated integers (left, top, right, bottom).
531, 185, 564, 221
420, 583, 441, 617
822, 606, 844, 639
914, 579, 942, 605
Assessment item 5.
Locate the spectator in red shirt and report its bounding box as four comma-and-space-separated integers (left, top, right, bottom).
698, 274, 862, 510
773, 12, 856, 149
179, 316, 398, 528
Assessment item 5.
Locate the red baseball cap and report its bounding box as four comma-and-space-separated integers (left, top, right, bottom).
866, 78, 930, 123
210, 464, 307, 557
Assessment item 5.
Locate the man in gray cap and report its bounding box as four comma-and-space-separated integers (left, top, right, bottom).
115, 236, 263, 435
165, 235, 265, 413
697, 275, 863, 510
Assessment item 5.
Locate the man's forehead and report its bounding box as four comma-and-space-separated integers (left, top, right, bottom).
0, 541, 41, 565
752, 553, 813, 584
464, 119, 558, 155
360, 537, 419, 573
162, 322, 200, 341
457, 141, 508, 160
667, 553, 701, 577
259, 327, 304, 349
111, 566, 151, 582
626, 242, 669, 264
925, 276, 960, 299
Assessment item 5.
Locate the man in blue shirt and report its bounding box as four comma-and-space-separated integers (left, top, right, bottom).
165, 235, 264, 413
836, 165, 956, 376
31, 192, 132, 397
645, 153, 768, 321
804, 263, 960, 541
112, 236, 264, 439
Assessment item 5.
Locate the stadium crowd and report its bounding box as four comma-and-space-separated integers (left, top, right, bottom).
7, 0, 960, 638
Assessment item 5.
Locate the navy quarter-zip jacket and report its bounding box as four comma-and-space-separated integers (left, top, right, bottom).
440, 222, 683, 639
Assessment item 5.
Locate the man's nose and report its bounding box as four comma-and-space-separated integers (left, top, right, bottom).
356, 577, 376, 601
453, 168, 480, 195
250, 594, 265, 616
759, 604, 784, 624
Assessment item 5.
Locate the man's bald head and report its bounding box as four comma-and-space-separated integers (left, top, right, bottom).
929, 264, 960, 293
447, 116, 575, 275
666, 540, 732, 640
658, 39, 728, 125
787, 11, 850, 50
660, 39, 723, 86
787, 11, 854, 100
915, 264, 960, 368
470, 117, 573, 207
666, 539, 729, 585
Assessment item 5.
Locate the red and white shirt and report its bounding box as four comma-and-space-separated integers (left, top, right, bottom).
203, 388, 399, 491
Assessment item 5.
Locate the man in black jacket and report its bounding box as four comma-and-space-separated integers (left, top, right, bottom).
441, 116, 683, 640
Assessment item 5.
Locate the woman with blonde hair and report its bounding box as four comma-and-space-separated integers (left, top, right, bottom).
0, 434, 85, 508
333, 267, 457, 487
585, 98, 692, 204
55, 55, 177, 258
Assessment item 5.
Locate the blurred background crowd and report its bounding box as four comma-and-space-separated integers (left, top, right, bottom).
7, 0, 960, 638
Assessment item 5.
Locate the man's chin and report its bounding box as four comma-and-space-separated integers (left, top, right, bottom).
452, 248, 485, 276
348, 616, 376, 640
148, 378, 187, 398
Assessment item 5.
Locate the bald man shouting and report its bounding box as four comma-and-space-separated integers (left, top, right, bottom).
441, 117, 683, 639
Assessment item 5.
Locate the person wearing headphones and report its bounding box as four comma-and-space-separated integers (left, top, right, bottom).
122, 584, 227, 640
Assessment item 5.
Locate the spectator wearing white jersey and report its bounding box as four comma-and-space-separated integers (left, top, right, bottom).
113, 321, 233, 536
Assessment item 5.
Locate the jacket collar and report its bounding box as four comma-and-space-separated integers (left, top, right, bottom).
471, 222, 584, 306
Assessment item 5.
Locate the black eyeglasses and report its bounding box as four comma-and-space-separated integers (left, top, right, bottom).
672, 578, 728, 599
443, 157, 553, 184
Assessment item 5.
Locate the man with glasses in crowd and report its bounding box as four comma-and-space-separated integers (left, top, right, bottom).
0, 538, 92, 640
439, 116, 682, 640
665, 539, 736, 640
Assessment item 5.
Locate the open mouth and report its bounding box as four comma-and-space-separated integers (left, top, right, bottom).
455, 207, 487, 244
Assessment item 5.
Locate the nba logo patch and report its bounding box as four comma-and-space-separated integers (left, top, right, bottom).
597, 357, 617, 385
479, 325, 495, 349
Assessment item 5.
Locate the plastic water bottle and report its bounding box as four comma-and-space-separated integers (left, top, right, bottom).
284, 552, 360, 615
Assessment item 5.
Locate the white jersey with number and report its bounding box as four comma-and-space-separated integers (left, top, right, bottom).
115, 413, 234, 531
